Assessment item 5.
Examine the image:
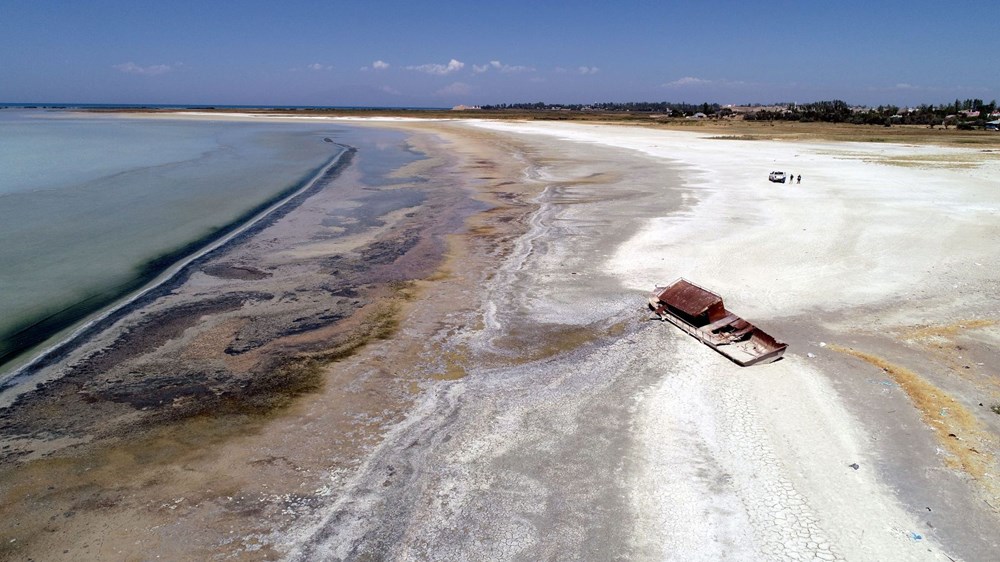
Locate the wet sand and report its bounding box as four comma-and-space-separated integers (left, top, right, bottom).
2, 117, 999, 561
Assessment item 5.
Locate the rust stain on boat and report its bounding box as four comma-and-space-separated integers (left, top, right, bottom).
648, 279, 787, 366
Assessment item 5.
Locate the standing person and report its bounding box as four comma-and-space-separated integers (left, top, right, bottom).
797, 175, 801, 184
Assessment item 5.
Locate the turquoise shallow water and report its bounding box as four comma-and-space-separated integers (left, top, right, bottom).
0, 111, 421, 369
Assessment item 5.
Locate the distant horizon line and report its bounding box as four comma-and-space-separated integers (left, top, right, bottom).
2, 98, 995, 111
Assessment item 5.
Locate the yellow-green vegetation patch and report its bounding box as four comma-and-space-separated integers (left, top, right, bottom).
866, 152, 994, 169
899, 319, 997, 343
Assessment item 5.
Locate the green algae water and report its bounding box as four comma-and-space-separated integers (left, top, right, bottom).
0, 111, 420, 374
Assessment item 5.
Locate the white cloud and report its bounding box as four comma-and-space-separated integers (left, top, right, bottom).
113, 62, 174, 76
307, 62, 332, 71
436, 81, 472, 96
865, 82, 989, 95
554, 65, 598, 74
380, 85, 401, 95
663, 76, 746, 88
664, 76, 710, 87
373, 60, 390, 70
474, 60, 534, 74
407, 59, 465, 75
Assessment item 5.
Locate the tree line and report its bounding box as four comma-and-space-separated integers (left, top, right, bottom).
479, 99, 998, 128
743, 99, 997, 128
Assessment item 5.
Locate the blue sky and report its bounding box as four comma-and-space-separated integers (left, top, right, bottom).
1, 0, 996, 107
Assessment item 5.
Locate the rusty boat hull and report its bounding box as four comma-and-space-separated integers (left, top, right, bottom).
648, 279, 787, 366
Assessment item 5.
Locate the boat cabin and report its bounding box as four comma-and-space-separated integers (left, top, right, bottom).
654, 279, 728, 326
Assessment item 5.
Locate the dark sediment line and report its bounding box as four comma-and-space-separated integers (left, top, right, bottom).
0, 146, 357, 395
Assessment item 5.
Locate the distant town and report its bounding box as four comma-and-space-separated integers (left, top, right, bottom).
460, 99, 1000, 130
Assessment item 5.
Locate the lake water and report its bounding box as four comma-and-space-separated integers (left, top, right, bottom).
0, 111, 421, 371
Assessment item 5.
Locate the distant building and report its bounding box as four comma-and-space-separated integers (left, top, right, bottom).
451, 105, 481, 111
986, 120, 1000, 131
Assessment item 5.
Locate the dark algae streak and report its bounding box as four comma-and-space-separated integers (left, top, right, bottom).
0, 146, 355, 386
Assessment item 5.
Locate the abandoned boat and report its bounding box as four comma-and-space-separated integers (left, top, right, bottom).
768, 171, 787, 183
648, 279, 787, 366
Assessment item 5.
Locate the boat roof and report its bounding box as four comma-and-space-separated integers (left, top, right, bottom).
656, 279, 723, 317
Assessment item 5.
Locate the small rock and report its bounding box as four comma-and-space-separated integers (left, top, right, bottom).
807, 352, 816, 358
849, 463, 860, 470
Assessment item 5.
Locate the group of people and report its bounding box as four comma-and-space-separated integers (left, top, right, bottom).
788, 173, 802, 184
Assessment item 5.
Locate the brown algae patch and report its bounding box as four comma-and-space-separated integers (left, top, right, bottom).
492, 321, 629, 364
0, 413, 273, 560
830, 344, 999, 499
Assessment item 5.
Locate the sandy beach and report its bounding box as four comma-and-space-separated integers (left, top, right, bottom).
2, 116, 999, 561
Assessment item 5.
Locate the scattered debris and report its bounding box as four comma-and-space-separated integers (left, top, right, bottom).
648, 279, 787, 366
908, 531, 923, 541
807, 352, 816, 358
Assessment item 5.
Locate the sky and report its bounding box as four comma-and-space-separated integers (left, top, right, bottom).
1, 0, 997, 108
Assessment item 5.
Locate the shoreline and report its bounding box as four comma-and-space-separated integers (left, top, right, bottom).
0, 117, 545, 560
0, 145, 353, 405
2, 115, 998, 560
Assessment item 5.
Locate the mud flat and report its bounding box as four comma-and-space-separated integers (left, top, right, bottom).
2, 117, 999, 561
286, 121, 1000, 561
